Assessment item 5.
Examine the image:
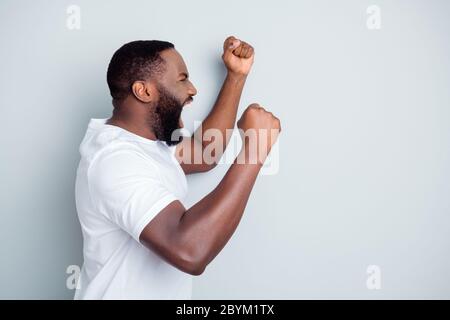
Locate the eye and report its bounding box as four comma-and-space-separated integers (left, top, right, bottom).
179, 73, 189, 82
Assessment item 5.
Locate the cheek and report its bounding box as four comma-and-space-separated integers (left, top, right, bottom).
174, 85, 188, 102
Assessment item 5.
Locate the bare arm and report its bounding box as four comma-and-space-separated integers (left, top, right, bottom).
140, 146, 261, 275
140, 105, 281, 275
176, 36, 255, 174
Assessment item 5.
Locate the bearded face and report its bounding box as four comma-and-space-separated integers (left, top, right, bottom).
149, 84, 190, 146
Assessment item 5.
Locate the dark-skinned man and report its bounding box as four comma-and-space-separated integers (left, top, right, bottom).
74, 36, 281, 299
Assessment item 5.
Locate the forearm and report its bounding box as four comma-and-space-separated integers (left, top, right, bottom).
176, 147, 261, 272
194, 72, 247, 152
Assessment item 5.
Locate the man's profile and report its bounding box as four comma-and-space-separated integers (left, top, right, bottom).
74, 36, 281, 299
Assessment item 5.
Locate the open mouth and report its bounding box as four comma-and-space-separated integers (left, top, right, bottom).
184, 98, 193, 106
179, 100, 192, 128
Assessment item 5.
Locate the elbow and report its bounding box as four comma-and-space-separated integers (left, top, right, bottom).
190, 162, 217, 174
185, 263, 206, 276
180, 260, 206, 276
201, 162, 218, 173
176, 250, 207, 276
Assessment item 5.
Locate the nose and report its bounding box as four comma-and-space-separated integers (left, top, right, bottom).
188, 82, 197, 97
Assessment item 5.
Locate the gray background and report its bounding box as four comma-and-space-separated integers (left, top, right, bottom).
0, 0, 449, 299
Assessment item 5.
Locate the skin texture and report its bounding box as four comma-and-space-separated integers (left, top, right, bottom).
106, 36, 281, 275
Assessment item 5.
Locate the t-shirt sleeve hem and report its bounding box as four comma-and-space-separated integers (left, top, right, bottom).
131, 194, 178, 243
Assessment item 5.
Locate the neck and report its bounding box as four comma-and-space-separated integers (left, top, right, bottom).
106, 100, 158, 141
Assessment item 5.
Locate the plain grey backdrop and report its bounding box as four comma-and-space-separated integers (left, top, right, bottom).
0, 0, 449, 299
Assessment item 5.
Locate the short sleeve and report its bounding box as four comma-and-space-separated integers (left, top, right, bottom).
87, 145, 178, 242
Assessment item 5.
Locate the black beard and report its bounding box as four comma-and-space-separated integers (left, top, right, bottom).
150, 84, 184, 146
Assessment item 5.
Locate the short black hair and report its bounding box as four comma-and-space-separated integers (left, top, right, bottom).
106, 40, 174, 100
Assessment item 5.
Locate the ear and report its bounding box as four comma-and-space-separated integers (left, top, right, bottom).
131, 81, 157, 103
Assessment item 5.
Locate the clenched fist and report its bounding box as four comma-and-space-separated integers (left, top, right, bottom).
222, 36, 255, 76
237, 103, 281, 164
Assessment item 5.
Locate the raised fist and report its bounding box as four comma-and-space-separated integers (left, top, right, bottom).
237, 103, 281, 164
222, 36, 255, 76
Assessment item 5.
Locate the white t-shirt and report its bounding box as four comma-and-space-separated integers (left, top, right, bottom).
74, 118, 190, 299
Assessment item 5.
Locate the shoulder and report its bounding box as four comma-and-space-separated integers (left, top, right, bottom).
87, 141, 160, 186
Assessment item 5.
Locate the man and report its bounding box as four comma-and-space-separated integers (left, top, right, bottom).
74, 36, 281, 299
